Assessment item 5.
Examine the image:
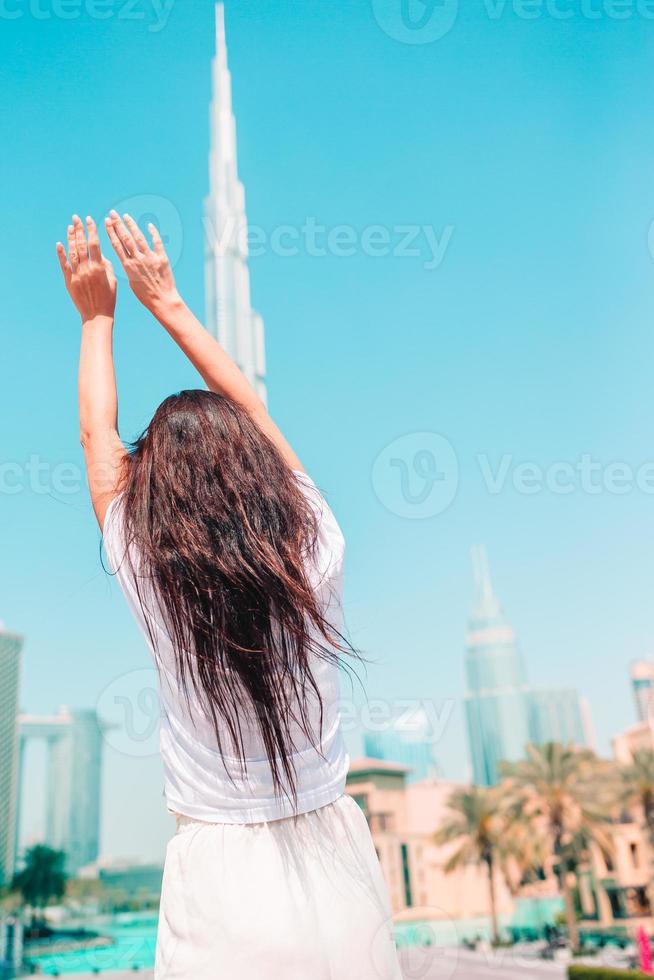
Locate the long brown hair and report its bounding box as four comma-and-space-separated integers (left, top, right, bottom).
118, 389, 352, 801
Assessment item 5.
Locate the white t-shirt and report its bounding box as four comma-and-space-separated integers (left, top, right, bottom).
103, 470, 349, 824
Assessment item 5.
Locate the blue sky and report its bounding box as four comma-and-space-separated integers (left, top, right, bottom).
3, 0, 654, 861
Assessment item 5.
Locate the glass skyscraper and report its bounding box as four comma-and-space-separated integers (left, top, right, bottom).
464, 547, 587, 786
364, 710, 437, 782
17, 708, 104, 876
464, 547, 531, 786
0, 623, 22, 886
528, 688, 587, 747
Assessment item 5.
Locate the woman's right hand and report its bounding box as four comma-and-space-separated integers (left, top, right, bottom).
105, 211, 180, 317
56, 215, 117, 323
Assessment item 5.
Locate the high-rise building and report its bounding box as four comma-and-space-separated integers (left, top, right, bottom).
17, 708, 104, 877
630, 660, 654, 724
464, 547, 531, 786
464, 548, 588, 786
528, 688, 587, 747
0, 917, 23, 974
204, 3, 267, 403
364, 708, 437, 782
0, 623, 22, 886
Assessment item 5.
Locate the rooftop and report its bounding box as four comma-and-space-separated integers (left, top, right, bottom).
347, 757, 412, 777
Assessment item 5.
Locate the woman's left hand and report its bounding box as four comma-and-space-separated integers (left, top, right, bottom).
105, 211, 180, 317
56, 215, 117, 323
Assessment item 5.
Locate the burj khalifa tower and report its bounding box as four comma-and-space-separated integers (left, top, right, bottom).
204, 4, 267, 404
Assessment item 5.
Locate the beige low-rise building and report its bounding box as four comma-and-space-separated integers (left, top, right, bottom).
613, 719, 654, 765
345, 758, 518, 924
582, 820, 652, 930
346, 753, 654, 938
582, 718, 654, 931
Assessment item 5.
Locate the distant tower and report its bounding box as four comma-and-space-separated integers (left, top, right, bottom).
204, 3, 267, 403
528, 688, 588, 749
630, 660, 654, 724
364, 707, 437, 783
0, 623, 22, 885
464, 547, 531, 786
17, 709, 104, 877
464, 548, 589, 784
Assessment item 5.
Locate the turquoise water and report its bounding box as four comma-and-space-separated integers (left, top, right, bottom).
26, 915, 158, 976
29, 898, 564, 975
394, 897, 564, 949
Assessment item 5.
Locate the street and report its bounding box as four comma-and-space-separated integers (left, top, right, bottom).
397, 947, 567, 979
73, 949, 569, 979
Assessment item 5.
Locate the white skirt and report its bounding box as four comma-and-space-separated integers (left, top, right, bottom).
155, 794, 403, 980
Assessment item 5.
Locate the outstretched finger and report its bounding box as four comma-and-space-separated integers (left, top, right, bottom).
86, 216, 102, 263
72, 214, 88, 264
148, 223, 166, 256
105, 216, 128, 264
56, 242, 71, 283
67, 223, 79, 270
123, 213, 148, 253
108, 210, 135, 257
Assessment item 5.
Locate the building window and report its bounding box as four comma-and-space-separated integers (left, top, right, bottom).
352, 794, 369, 817
400, 843, 413, 908
606, 887, 627, 920
630, 842, 639, 868
370, 812, 394, 833
625, 886, 651, 917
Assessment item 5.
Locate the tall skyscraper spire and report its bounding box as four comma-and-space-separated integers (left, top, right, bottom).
471, 544, 492, 601
464, 547, 588, 786
205, 3, 267, 403
471, 544, 501, 619
464, 546, 530, 786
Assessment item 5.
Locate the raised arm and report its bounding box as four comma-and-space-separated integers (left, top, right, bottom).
105, 211, 303, 473
56, 215, 128, 529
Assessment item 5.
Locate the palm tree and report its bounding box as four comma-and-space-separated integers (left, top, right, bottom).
501, 743, 613, 954
498, 806, 548, 896
11, 844, 67, 928
434, 785, 528, 945
619, 749, 654, 846
618, 749, 654, 914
